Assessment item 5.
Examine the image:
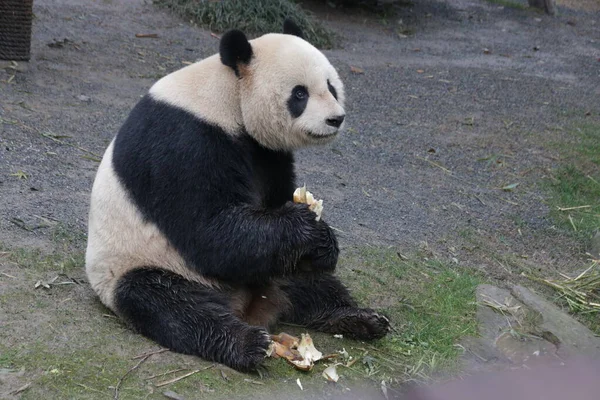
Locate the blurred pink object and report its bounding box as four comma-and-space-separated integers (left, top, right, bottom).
407, 357, 600, 400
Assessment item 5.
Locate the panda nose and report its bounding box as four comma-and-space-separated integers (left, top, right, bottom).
326, 115, 345, 128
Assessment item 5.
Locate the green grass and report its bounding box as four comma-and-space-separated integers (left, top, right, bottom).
153, 0, 335, 49
532, 122, 600, 334
0, 246, 480, 398
339, 247, 481, 382
2, 246, 84, 274
0, 224, 85, 275
546, 124, 600, 240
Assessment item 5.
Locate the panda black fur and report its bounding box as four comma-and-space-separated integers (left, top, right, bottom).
86, 20, 390, 372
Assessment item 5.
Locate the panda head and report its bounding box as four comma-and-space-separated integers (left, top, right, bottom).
220, 20, 346, 151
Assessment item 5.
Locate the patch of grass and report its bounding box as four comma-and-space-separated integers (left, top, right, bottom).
546, 124, 600, 240
0, 243, 84, 274
0, 224, 85, 274
1, 246, 479, 398
339, 247, 481, 382
153, 0, 335, 48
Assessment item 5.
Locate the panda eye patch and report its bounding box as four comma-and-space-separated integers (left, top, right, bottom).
288, 85, 309, 118
327, 80, 338, 100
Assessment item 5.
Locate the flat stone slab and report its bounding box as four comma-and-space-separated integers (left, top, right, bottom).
511, 285, 600, 358
461, 284, 600, 373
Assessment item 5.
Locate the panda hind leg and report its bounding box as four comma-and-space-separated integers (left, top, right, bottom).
278, 273, 391, 340
114, 267, 271, 372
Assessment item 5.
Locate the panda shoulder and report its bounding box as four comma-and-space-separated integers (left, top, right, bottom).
148, 54, 243, 135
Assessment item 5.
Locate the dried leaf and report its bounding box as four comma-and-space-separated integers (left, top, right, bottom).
350, 66, 365, 74
297, 334, 323, 364
502, 183, 519, 191
381, 380, 389, 400
322, 365, 339, 382
220, 369, 229, 381
271, 333, 300, 349
270, 341, 303, 362
10, 170, 28, 180
269, 332, 326, 371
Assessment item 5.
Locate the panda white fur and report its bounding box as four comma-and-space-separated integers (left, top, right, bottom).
86, 20, 390, 372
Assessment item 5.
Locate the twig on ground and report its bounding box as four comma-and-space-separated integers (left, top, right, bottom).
415, 156, 452, 174
114, 354, 151, 400
132, 348, 168, 360
145, 368, 187, 380
557, 205, 591, 211
40, 132, 102, 158
155, 366, 211, 388
10, 383, 31, 395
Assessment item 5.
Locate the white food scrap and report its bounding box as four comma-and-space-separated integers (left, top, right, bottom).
322, 364, 340, 382
293, 185, 324, 221
268, 332, 327, 371
297, 333, 323, 364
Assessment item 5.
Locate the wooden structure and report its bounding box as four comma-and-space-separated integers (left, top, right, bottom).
0, 0, 34, 61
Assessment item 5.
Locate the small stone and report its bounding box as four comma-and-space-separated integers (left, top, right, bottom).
77, 95, 91, 102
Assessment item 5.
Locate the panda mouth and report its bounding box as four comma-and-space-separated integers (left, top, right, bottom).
306, 131, 338, 139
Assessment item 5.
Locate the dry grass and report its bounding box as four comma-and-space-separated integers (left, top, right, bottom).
528, 261, 600, 314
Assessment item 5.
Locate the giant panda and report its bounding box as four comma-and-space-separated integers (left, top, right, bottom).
86, 20, 390, 372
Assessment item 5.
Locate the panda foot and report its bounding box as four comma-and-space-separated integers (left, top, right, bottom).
323, 307, 391, 341
231, 326, 272, 372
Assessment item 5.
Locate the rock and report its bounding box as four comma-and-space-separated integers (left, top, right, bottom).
77, 95, 91, 102
511, 285, 600, 358
461, 284, 600, 375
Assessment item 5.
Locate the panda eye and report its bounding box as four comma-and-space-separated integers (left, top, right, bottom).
293, 87, 308, 100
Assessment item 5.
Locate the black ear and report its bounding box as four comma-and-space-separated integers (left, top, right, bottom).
283, 19, 304, 39
219, 30, 253, 76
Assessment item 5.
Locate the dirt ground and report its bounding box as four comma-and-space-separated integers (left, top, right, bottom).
1, 0, 599, 398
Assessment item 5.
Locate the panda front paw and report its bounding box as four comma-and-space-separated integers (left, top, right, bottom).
232, 327, 271, 372
325, 308, 391, 341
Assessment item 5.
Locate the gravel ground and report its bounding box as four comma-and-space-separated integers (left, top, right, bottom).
2, 0, 598, 265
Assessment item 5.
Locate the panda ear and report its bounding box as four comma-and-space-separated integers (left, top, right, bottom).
219, 30, 253, 76
283, 19, 304, 39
